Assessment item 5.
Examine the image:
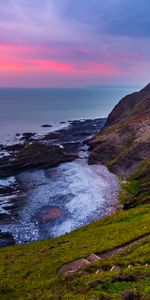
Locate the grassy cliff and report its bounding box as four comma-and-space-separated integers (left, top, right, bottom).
0, 203, 149, 299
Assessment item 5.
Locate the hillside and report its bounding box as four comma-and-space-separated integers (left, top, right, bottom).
88, 84, 150, 178
0, 84, 149, 300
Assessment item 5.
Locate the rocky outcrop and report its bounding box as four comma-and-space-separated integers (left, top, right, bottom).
88, 84, 150, 177
0, 143, 77, 177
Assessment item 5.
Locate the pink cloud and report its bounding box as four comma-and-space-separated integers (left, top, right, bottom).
1, 41, 147, 87
0, 43, 118, 76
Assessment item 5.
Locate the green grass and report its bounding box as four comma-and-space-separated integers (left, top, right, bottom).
119, 158, 150, 209
0, 204, 150, 300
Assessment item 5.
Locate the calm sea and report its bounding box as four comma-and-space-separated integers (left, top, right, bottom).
0, 86, 140, 143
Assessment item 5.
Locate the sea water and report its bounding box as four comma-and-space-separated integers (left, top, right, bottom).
0, 86, 139, 143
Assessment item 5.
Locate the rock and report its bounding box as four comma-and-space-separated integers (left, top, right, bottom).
41, 124, 52, 128
45, 118, 106, 144
0, 232, 15, 247
87, 253, 101, 263
62, 142, 81, 154
2, 144, 25, 152
44, 131, 60, 140
57, 258, 90, 275
37, 206, 65, 222
20, 132, 36, 141
0, 185, 16, 195
0, 143, 77, 177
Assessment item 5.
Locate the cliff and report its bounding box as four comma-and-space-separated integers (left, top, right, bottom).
88, 84, 150, 210
88, 84, 150, 177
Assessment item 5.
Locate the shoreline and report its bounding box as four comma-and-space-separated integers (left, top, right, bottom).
0, 117, 119, 247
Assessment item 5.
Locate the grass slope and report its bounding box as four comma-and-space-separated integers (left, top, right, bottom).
119, 158, 150, 209
0, 202, 150, 299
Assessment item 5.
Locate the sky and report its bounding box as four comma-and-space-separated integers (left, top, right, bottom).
0, 0, 149, 87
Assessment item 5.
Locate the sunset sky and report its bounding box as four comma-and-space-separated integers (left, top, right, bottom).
0, 0, 149, 87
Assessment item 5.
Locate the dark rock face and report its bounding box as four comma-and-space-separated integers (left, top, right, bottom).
88, 84, 150, 176
0, 232, 15, 247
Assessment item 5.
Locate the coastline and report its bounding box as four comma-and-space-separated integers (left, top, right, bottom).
0, 84, 149, 299
0, 117, 119, 247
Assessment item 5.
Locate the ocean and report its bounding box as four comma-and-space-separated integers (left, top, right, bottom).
0, 86, 139, 144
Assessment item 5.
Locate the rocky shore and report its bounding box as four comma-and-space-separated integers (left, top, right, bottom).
0, 118, 107, 247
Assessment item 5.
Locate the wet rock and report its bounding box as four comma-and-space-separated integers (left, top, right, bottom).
20, 132, 36, 141
43, 131, 61, 140
0, 232, 15, 247
0, 143, 77, 177
45, 118, 106, 144
37, 206, 65, 222
2, 144, 25, 152
62, 142, 81, 154
41, 124, 52, 128
0, 185, 16, 195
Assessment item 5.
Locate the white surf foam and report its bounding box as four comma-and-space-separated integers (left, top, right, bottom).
6, 158, 119, 243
